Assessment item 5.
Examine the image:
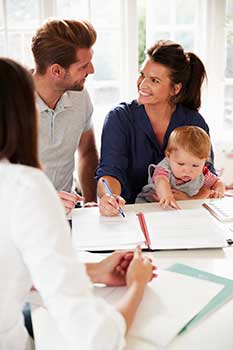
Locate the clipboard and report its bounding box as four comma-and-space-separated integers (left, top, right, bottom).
167, 263, 233, 332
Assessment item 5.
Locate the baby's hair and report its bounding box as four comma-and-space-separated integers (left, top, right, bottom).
165, 126, 211, 159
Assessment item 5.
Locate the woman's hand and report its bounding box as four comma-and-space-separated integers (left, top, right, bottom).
87, 247, 157, 287
126, 246, 157, 288
99, 193, 126, 217
88, 251, 134, 286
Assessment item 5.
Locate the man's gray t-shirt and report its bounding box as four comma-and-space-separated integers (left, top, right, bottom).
38, 88, 93, 192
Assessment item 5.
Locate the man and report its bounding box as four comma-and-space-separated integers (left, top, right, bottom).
31, 19, 98, 213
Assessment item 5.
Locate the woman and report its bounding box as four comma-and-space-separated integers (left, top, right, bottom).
96, 40, 215, 216
0, 57, 155, 350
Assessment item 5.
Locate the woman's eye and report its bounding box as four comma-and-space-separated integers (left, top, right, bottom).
151, 78, 159, 83
192, 164, 199, 168
178, 163, 184, 166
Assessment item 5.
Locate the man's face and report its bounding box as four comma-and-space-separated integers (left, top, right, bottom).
62, 48, 94, 91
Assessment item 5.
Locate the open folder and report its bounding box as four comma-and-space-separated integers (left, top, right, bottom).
72, 207, 228, 251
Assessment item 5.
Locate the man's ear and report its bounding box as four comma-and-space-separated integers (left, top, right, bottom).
50, 64, 65, 79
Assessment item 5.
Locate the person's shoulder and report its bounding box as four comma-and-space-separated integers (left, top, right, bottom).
106, 100, 140, 121
177, 104, 201, 117
114, 99, 138, 110
176, 104, 208, 125
7, 163, 53, 193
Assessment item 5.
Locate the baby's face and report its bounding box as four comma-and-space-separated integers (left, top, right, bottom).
167, 149, 206, 182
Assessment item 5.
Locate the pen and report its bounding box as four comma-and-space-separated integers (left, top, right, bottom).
137, 212, 151, 249
102, 178, 125, 218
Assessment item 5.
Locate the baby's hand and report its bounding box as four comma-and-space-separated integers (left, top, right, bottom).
159, 195, 180, 209
209, 190, 224, 199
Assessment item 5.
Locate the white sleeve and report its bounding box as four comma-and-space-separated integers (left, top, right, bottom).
11, 169, 126, 350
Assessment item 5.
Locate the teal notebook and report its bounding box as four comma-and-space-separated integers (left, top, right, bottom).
167, 263, 233, 333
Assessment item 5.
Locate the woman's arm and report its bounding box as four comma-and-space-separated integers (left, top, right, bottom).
87, 247, 156, 332
116, 247, 156, 331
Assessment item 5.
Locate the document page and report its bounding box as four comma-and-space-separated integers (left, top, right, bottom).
203, 197, 233, 222
144, 208, 227, 249
94, 269, 222, 347
72, 208, 145, 251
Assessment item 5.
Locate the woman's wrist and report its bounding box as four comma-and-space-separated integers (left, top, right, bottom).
127, 279, 147, 293
85, 262, 101, 283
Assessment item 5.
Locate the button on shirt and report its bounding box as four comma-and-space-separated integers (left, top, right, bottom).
0, 159, 126, 350
38, 89, 93, 192
96, 101, 215, 203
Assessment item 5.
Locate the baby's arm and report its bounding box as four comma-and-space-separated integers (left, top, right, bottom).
154, 175, 180, 209
209, 178, 225, 198
203, 168, 225, 199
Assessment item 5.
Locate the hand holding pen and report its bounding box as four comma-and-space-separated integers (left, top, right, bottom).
100, 178, 126, 217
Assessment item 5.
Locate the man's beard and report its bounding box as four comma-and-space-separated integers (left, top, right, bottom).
68, 83, 83, 91
63, 71, 86, 92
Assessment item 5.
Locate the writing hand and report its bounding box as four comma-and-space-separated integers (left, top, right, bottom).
99, 193, 125, 217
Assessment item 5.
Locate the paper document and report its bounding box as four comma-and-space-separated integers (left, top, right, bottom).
144, 208, 227, 249
94, 269, 222, 347
72, 208, 145, 251
72, 207, 227, 251
203, 197, 233, 222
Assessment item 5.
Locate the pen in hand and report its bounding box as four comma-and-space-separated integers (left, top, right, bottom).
102, 178, 125, 218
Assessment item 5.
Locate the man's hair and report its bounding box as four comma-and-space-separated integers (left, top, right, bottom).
0, 57, 40, 168
165, 126, 211, 159
31, 19, 97, 74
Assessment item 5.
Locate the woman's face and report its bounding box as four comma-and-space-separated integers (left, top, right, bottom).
137, 58, 181, 107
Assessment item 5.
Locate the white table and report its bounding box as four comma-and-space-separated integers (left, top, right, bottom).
32, 200, 233, 350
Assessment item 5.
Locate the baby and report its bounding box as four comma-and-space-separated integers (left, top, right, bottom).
136, 126, 225, 208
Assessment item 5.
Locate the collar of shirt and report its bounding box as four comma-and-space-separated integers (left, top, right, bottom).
36, 92, 73, 114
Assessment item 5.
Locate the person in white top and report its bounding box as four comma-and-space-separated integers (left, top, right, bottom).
0, 57, 157, 350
